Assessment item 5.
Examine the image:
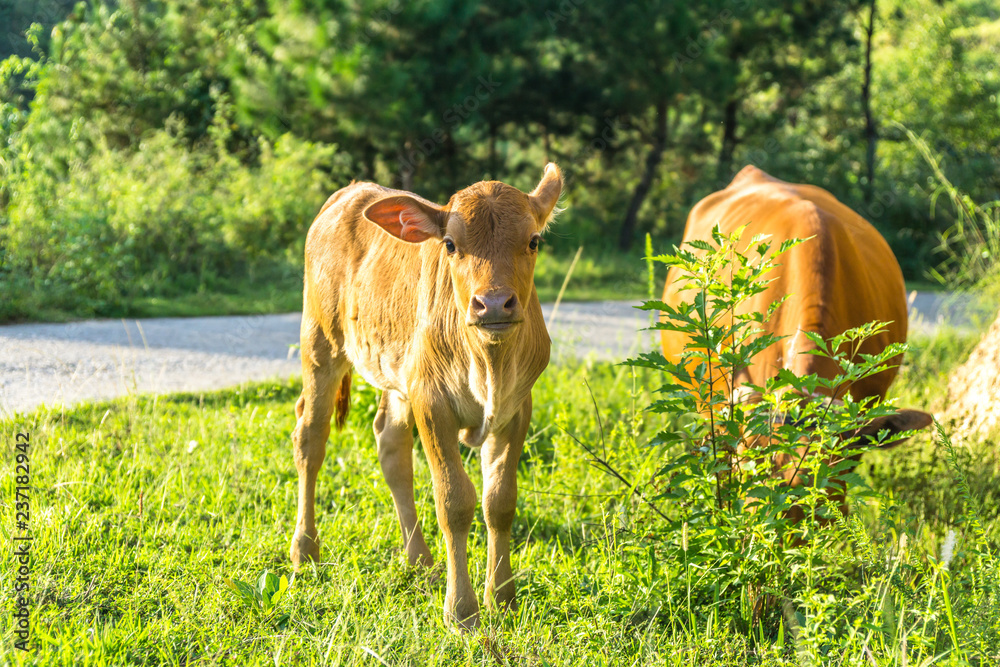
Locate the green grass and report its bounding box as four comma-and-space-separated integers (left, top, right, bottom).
124, 280, 304, 320
1, 341, 998, 664
534, 248, 664, 303
0, 363, 675, 664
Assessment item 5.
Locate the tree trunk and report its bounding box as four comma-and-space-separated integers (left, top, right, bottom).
618, 101, 668, 251
716, 98, 739, 184
862, 0, 878, 204
399, 141, 414, 191
489, 122, 498, 177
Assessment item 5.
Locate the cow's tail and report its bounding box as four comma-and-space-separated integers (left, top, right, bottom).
334, 371, 352, 430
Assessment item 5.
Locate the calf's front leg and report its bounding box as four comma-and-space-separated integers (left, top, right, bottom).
481, 398, 529, 611
412, 396, 479, 629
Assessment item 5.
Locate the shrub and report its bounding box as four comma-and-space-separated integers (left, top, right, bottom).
628, 226, 906, 608
580, 226, 1000, 661
1, 99, 350, 320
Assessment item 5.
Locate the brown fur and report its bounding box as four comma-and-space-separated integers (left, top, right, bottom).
661, 166, 932, 516
289, 164, 562, 629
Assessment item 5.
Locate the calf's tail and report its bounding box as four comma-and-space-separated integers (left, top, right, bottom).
334, 371, 352, 430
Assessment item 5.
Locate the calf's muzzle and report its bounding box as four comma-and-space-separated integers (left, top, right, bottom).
468, 290, 521, 330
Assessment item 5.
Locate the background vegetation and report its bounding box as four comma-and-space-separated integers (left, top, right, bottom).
1, 0, 998, 321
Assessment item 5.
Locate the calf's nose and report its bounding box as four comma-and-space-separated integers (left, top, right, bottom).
470, 291, 519, 321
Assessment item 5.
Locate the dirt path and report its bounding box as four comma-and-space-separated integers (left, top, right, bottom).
0, 293, 975, 416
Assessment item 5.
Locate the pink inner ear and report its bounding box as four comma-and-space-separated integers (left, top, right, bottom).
366, 198, 439, 243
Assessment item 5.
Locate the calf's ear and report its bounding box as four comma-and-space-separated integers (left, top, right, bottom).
850, 408, 934, 450
529, 162, 563, 230
363, 195, 447, 243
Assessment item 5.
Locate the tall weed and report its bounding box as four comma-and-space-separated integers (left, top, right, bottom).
589, 227, 1000, 662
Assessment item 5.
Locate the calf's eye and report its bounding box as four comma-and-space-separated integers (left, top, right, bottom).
529, 235, 540, 251
444, 238, 457, 254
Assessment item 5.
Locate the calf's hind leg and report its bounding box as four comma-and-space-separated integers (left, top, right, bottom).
290, 317, 350, 567
374, 390, 433, 566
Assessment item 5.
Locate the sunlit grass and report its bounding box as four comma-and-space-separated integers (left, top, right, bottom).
1, 344, 996, 664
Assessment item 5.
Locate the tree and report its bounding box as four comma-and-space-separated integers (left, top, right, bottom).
229, 0, 558, 197
860, 0, 877, 204
709, 1, 855, 186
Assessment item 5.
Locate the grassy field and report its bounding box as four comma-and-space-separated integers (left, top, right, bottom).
1, 329, 997, 665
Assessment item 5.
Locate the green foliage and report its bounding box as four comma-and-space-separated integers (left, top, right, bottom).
1, 99, 349, 320
533, 247, 661, 303
592, 227, 1000, 661
225, 570, 294, 625
2, 0, 999, 322
906, 123, 1000, 299
632, 227, 903, 575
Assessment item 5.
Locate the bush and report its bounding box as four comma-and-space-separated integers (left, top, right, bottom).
0, 100, 350, 320
579, 226, 1000, 661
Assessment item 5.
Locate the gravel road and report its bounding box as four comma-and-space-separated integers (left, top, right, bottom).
0, 292, 976, 416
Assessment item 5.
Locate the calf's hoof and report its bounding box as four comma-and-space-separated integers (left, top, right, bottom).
445, 597, 480, 632
406, 543, 434, 568
290, 530, 320, 568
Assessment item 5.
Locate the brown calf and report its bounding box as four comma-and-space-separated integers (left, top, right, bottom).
661, 166, 932, 514
290, 164, 561, 628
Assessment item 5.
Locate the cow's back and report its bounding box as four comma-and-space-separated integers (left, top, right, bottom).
660, 165, 907, 400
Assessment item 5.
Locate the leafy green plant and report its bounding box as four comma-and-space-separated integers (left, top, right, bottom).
624, 225, 922, 629
904, 122, 1000, 294
225, 570, 294, 625
1, 94, 348, 321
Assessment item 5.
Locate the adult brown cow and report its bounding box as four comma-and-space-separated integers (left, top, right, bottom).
660, 165, 932, 513
289, 164, 561, 629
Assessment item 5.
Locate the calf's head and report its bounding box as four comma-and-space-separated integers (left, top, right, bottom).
363, 164, 562, 339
